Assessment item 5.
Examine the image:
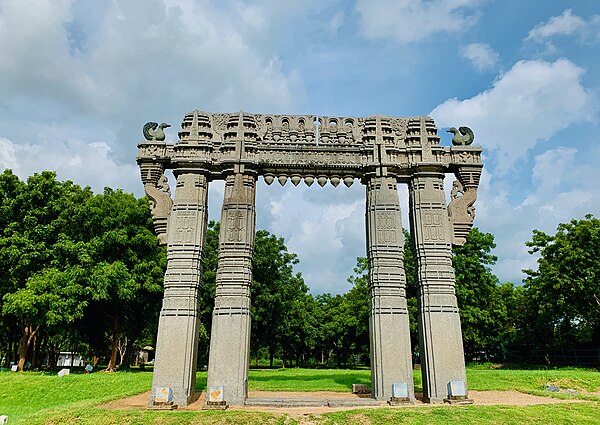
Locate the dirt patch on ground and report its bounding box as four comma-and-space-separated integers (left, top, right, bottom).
102, 389, 588, 416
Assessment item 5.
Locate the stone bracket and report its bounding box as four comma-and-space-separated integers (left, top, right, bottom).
447, 163, 483, 246
140, 162, 173, 245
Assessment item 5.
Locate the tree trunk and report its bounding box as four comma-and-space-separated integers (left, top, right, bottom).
104, 316, 120, 372
47, 343, 59, 370
269, 346, 274, 368
17, 324, 39, 371
31, 331, 41, 370
121, 337, 134, 369
117, 336, 127, 366
34, 333, 47, 369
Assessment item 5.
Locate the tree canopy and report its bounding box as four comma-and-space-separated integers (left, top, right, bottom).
0, 170, 165, 370
523, 215, 600, 349
1, 168, 598, 369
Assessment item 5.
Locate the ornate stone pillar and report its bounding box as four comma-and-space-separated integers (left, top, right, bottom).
150, 172, 209, 406
206, 172, 256, 406
366, 176, 414, 401
408, 169, 468, 403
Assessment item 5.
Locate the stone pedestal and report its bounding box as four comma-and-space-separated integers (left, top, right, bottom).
408, 170, 468, 403
206, 173, 256, 406
366, 176, 414, 401
149, 173, 208, 406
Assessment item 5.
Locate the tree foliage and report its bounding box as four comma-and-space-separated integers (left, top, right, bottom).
2, 167, 598, 369
523, 215, 600, 349
0, 170, 165, 370
453, 228, 512, 359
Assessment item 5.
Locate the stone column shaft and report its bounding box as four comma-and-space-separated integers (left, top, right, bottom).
206, 173, 256, 406
366, 176, 414, 401
408, 170, 468, 403
150, 173, 209, 406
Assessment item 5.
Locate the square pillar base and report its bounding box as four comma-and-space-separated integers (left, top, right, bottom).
444, 396, 474, 405
388, 397, 413, 405
203, 401, 229, 410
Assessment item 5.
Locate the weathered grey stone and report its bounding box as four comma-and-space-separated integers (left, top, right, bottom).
366, 175, 414, 402
409, 167, 468, 403
206, 172, 256, 406
148, 172, 208, 407
352, 384, 370, 394
136, 110, 484, 407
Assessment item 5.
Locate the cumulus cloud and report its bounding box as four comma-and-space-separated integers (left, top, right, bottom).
432, 57, 599, 284
255, 182, 367, 294
526, 9, 587, 42
475, 146, 600, 283
431, 59, 595, 173
0, 137, 140, 194
356, 0, 483, 44
0, 0, 308, 164
461, 43, 499, 71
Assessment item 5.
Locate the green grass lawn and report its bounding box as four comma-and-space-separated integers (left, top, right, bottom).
1, 367, 599, 424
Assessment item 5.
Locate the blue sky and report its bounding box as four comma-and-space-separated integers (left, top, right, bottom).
1, 0, 599, 293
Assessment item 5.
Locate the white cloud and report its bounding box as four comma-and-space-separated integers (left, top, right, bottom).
461, 43, 499, 71
328, 11, 345, 34
256, 182, 367, 294
531, 147, 576, 193
474, 146, 600, 284
0, 137, 140, 194
526, 9, 587, 42
356, 0, 482, 44
431, 59, 595, 173
0, 0, 307, 143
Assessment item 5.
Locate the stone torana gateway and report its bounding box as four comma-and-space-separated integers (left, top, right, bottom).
137, 111, 483, 408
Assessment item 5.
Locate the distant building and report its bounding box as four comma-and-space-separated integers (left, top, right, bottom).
138, 346, 155, 364
56, 352, 84, 367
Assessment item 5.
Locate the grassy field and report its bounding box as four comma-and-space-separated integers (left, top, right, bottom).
1, 367, 599, 424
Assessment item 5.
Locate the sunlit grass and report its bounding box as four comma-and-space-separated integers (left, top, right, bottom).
2, 366, 599, 424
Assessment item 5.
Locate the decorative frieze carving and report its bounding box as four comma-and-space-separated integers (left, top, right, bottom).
138, 111, 483, 185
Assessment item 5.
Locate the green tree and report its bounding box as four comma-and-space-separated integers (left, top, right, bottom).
1, 171, 93, 370
79, 188, 165, 371
452, 228, 510, 360
0, 171, 166, 371
344, 257, 370, 361
197, 221, 220, 366
403, 229, 419, 351
251, 229, 309, 367
196, 224, 311, 368
524, 215, 600, 349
